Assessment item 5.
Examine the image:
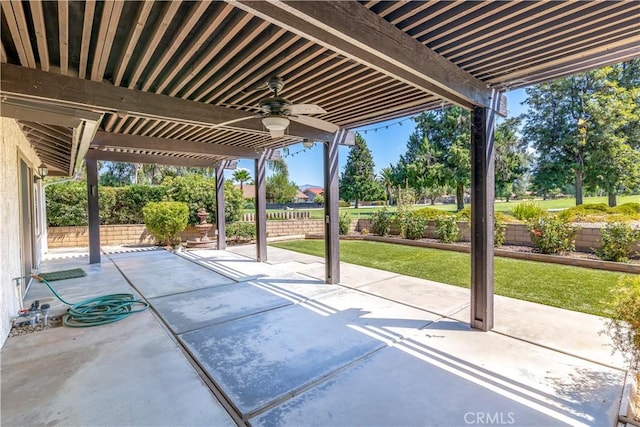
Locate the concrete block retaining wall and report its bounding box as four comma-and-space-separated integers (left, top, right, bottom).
354, 219, 640, 253
47, 219, 639, 253
48, 219, 326, 248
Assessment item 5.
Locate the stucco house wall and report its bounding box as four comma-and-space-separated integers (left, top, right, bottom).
1, 118, 47, 348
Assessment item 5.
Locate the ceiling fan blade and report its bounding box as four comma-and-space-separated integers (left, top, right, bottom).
288, 104, 327, 115
270, 128, 286, 138
289, 115, 339, 133
210, 114, 259, 129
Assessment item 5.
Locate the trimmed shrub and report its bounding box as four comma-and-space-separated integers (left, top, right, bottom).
163, 174, 243, 225
244, 199, 255, 210
110, 185, 167, 224
339, 200, 351, 208
225, 222, 256, 241
611, 203, 640, 218
557, 203, 611, 222
604, 275, 640, 370
596, 222, 640, 262
435, 215, 459, 243
527, 216, 579, 254
370, 208, 392, 236
494, 212, 508, 247
142, 201, 189, 245
46, 181, 88, 226
414, 207, 454, 220
456, 207, 471, 221
46, 182, 116, 226
403, 212, 428, 240
338, 211, 351, 235
512, 201, 547, 222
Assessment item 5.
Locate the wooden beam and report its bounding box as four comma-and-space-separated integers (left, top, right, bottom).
234, 1, 493, 110
29, 0, 49, 71
86, 158, 100, 264
254, 151, 268, 262
0, 63, 336, 141
112, 0, 154, 86
0, 98, 102, 127
215, 162, 227, 251
78, 0, 96, 79
58, 0, 69, 74
86, 149, 220, 168
470, 103, 497, 332
91, 131, 261, 159
323, 131, 342, 284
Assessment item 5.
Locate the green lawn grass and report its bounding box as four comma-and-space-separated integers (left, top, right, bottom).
270, 239, 636, 317
252, 195, 640, 219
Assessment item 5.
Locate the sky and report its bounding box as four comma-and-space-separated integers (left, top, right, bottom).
227, 88, 530, 187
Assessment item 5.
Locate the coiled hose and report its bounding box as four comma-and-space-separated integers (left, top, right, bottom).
32, 275, 149, 327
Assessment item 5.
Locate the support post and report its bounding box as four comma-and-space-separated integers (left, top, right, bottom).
255, 151, 268, 262
470, 105, 497, 331
215, 162, 226, 250
86, 158, 100, 264
324, 131, 345, 284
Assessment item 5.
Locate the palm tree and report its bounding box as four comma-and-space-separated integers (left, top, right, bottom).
378, 166, 395, 205
232, 168, 252, 190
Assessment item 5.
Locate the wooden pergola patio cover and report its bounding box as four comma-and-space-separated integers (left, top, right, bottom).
2, 0, 638, 330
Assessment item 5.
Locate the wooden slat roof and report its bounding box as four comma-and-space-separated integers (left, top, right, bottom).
1, 0, 638, 175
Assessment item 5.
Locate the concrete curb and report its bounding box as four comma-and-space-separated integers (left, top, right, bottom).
303, 234, 640, 274
619, 370, 639, 426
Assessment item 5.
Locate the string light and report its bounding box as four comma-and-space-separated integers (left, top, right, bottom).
355, 104, 451, 134
356, 114, 419, 134
281, 146, 313, 159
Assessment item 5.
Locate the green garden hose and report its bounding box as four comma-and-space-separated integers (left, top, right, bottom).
32, 275, 149, 327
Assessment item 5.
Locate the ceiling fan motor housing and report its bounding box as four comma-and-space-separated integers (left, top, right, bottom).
259, 97, 292, 116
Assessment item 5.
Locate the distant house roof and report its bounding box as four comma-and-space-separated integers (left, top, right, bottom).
296, 190, 309, 200
235, 184, 255, 199
304, 187, 324, 195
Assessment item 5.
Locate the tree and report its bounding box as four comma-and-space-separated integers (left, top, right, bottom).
494, 117, 528, 202
404, 107, 471, 210
162, 174, 243, 224
266, 173, 298, 203
100, 162, 137, 186
377, 166, 396, 205
396, 130, 442, 204
339, 133, 384, 208
265, 158, 297, 204
232, 168, 252, 190
524, 62, 640, 206
583, 66, 640, 206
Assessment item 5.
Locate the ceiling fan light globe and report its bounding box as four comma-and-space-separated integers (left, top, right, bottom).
262, 116, 290, 131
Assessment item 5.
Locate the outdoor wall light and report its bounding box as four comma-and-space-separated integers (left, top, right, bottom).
261, 116, 290, 132
38, 164, 48, 178
34, 164, 48, 182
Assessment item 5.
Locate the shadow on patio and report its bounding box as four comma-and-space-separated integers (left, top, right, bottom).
1, 245, 626, 426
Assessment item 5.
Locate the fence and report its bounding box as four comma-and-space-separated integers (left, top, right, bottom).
242, 211, 311, 221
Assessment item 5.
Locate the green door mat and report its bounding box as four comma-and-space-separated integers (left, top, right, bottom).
38, 268, 87, 281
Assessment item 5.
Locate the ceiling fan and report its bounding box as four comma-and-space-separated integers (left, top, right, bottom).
217, 77, 341, 139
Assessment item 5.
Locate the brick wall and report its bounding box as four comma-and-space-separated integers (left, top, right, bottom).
47, 220, 640, 252
355, 219, 640, 252
48, 219, 327, 248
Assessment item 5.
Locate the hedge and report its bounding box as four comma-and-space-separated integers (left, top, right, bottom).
46, 174, 243, 226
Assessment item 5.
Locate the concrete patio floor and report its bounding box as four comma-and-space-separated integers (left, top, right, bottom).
1, 244, 628, 426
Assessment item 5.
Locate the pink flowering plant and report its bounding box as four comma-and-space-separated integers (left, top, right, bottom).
527, 216, 579, 255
